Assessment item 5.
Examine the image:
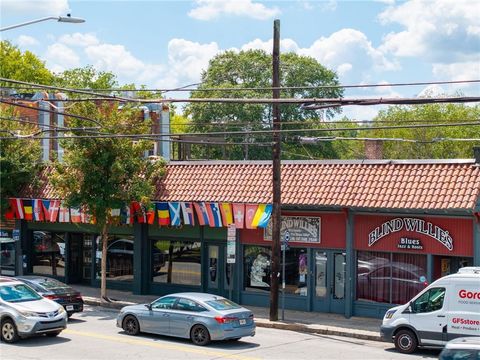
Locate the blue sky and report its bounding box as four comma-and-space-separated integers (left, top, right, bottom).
1, 0, 479, 120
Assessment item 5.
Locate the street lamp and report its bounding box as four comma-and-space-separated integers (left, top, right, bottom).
0, 14, 85, 32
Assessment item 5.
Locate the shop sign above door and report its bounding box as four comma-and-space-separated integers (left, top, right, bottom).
264, 216, 321, 243
368, 217, 453, 251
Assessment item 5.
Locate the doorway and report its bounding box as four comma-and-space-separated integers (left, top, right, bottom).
67, 233, 84, 284
205, 243, 231, 298
311, 250, 346, 314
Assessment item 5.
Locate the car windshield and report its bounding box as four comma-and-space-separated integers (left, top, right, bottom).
32, 278, 70, 290
0, 284, 42, 303
205, 298, 241, 310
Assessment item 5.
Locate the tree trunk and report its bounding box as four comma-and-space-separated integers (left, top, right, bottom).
100, 222, 109, 302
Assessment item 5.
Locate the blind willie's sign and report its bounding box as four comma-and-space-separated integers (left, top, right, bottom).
368, 217, 453, 251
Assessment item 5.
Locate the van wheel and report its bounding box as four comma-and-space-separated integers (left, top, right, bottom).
190, 325, 210, 346
394, 329, 418, 354
1, 319, 20, 343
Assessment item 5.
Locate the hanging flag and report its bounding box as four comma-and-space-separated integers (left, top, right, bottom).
180, 202, 195, 226
47, 200, 61, 222
132, 201, 146, 223
4, 204, 14, 220
23, 199, 33, 221
109, 208, 121, 225
156, 202, 170, 226
257, 204, 273, 228
245, 204, 258, 229
71, 207, 82, 223
82, 206, 95, 224
207, 203, 223, 227
219, 202, 234, 226
9, 198, 24, 219
146, 203, 156, 225
193, 202, 210, 226
58, 202, 70, 223
32, 199, 44, 221
251, 204, 272, 228
120, 204, 132, 225
232, 203, 245, 229
168, 202, 181, 226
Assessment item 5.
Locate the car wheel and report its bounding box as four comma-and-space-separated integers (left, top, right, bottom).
67, 313, 73, 319
1, 319, 20, 343
46, 331, 62, 337
190, 324, 210, 346
122, 315, 140, 336
394, 329, 418, 354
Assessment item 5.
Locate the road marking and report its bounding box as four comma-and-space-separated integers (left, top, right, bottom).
63, 329, 260, 360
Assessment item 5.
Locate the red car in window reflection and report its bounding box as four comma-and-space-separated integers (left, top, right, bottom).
357, 262, 428, 304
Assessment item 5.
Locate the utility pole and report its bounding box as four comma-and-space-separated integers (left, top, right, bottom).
270, 19, 281, 321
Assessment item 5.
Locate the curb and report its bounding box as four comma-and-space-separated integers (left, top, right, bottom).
83, 297, 382, 342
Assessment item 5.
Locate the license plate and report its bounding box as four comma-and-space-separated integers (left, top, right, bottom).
66, 305, 74, 311
239, 319, 246, 325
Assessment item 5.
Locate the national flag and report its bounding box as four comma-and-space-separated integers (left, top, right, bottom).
219, 202, 234, 226
9, 198, 24, 219
71, 207, 82, 223
251, 204, 273, 228
82, 206, 95, 224
121, 204, 132, 225
180, 202, 195, 226
156, 202, 170, 226
4, 205, 14, 220
232, 203, 245, 229
146, 203, 156, 225
132, 201, 146, 223
58, 202, 70, 223
168, 202, 181, 226
44, 200, 60, 222
207, 203, 223, 227
245, 204, 258, 229
23, 199, 33, 221
33, 199, 44, 221
109, 208, 121, 224
193, 202, 209, 226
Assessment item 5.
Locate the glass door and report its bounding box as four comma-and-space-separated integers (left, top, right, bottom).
67, 233, 84, 284
206, 244, 227, 296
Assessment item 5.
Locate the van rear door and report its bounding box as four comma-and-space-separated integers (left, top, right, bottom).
446, 282, 480, 340
408, 286, 448, 346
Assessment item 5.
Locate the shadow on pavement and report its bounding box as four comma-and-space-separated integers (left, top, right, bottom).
384, 346, 441, 358
1, 334, 71, 347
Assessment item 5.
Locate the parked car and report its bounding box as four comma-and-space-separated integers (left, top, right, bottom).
0, 276, 67, 343
439, 337, 480, 360
117, 292, 255, 346
16, 276, 83, 318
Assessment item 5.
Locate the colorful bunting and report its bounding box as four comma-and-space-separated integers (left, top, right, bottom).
132, 201, 146, 223
256, 204, 273, 228
23, 199, 33, 221
156, 202, 170, 226
44, 200, 60, 222
109, 208, 121, 225
71, 207, 82, 223
146, 203, 156, 225
245, 204, 258, 229
232, 203, 245, 229
10, 198, 24, 219
193, 202, 209, 226
168, 202, 181, 226
207, 203, 223, 227
219, 202, 234, 226
180, 202, 195, 226
121, 204, 132, 225
58, 202, 70, 223
33, 199, 44, 221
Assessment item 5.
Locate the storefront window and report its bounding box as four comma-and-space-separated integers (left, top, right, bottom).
1, 232, 15, 275
151, 240, 201, 286
32, 231, 65, 277
243, 246, 308, 296
433, 256, 473, 279
96, 235, 134, 281
356, 251, 427, 304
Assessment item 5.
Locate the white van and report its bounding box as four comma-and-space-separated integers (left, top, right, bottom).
380, 267, 480, 354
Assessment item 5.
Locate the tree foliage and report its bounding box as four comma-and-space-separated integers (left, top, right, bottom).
0, 41, 54, 86
0, 106, 41, 214
50, 102, 166, 299
365, 103, 480, 159
53, 65, 118, 91
184, 50, 344, 160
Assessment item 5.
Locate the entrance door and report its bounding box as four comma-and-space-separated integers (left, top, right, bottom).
312, 250, 346, 314
68, 234, 84, 284
205, 244, 229, 297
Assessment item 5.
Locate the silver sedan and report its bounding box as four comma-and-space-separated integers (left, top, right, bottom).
116, 292, 255, 346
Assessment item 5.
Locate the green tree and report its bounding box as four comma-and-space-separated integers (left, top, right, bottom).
366, 103, 480, 159
0, 106, 41, 214
53, 65, 117, 91
185, 50, 343, 160
50, 102, 165, 300
0, 41, 54, 86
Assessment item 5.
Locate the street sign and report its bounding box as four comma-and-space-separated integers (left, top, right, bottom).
12, 229, 20, 241
227, 224, 236, 263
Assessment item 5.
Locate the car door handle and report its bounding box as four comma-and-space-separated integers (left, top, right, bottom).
437, 315, 446, 318
187, 316, 194, 320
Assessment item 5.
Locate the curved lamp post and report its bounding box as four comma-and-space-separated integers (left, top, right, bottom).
1, 15, 85, 31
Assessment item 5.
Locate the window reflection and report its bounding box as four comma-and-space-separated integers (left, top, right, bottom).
96, 236, 134, 281
32, 231, 65, 277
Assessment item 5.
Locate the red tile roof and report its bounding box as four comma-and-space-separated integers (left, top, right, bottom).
23, 160, 480, 211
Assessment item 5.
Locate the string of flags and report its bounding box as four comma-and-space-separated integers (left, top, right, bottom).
5, 198, 273, 229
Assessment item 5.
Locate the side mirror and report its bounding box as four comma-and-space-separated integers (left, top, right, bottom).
408, 302, 413, 313
145, 303, 152, 310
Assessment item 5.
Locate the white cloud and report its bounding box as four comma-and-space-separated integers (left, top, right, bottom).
240, 38, 300, 53
85, 44, 147, 78
379, 0, 480, 63
321, 0, 337, 12
188, 0, 280, 21
59, 33, 100, 47
44, 43, 80, 72
432, 61, 480, 81
16, 35, 38, 46
1, 0, 70, 16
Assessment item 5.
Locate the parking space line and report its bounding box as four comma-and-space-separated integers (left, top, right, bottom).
63, 329, 261, 360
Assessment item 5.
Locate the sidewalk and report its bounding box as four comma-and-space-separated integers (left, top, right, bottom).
73, 284, 382, 342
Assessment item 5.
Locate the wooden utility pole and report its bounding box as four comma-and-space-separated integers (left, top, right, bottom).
270, 19, 281, 321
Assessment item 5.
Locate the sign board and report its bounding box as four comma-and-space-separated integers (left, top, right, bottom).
12, 229, 20, 241
265, 216, 321, 243
227, 224, 236, 263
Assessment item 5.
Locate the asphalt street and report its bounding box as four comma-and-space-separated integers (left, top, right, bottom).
1, 305, 441, 360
